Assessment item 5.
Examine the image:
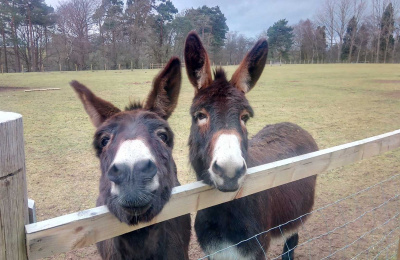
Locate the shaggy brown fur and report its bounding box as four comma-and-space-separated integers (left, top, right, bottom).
71, 57, 190, 260
185, 31, 318, 260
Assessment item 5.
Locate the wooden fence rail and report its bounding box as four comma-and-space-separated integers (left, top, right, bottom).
24, 129, 400, 259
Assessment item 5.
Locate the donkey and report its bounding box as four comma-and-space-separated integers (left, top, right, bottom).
71, 57, 191, 260
184, 32, 318, 260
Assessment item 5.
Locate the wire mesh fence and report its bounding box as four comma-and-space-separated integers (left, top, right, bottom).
197, 173, 400, 259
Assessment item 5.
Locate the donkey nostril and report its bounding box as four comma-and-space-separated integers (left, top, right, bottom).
134, 160, 157, 178
112, 164, 119, 172
108, 163, 125, 184
146, 160, 157, 178
237, 163, 247, 176
212, 161, 224, 176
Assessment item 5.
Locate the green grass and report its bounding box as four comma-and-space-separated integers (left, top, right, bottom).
0, 64, 399, 222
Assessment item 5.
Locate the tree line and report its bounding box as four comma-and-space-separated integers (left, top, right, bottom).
0, 0, 399, 72
291, 0, 400, 64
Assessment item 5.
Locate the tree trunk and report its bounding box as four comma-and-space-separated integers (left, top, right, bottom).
376, 31, 381, 63
25, 25, 31, 71
1, 27, 8, 73
391, 37, 397, 63
11, 17, 20, 72
337, 37, 343, 62
159, 21, 163, 63
383, 36, 390, 63
35, 35, 40, 70
44, 26, 48, 59
28, 7, 36, 71
356, 43, 362, 63
112, 30, 117, 69
348, 38, 355, 63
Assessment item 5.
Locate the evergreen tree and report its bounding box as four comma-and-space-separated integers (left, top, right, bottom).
169, 13, 192, 59
152, 0, 178, 63
315, 25, 326, 61
380, 3, 395, 63
341, 16, 357, 62
0, 0, 10, 72
103, 0, 124, 69
267, 19, 294, 62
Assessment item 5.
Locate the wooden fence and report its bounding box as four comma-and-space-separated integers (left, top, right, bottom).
1, 111, 400, 259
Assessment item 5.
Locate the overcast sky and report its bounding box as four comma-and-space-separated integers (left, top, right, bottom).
45, 0, 321, 38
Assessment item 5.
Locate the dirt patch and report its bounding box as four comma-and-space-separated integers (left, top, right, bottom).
374, 80, 400, 84
128, 81, 152, 85
385, 90, 400, 99
0, 86, 30, 92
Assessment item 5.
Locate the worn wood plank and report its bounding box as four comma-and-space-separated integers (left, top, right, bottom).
24, 88, 60, 92
397, 236, 400, 260
28, 199, 37, 224
0, 112, 28, 260
25, 129, 400, 260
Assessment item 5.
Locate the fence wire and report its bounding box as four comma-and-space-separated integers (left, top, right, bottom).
198, 173, 400, 259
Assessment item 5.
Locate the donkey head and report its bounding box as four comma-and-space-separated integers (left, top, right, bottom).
71, 57, 181, 224
185, 32, 268, 192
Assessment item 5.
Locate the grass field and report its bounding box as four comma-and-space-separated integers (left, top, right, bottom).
1, 64, 400, 259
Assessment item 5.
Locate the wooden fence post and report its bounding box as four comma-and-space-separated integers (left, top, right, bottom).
0, 112, 28, 260
397, 237, 400, 260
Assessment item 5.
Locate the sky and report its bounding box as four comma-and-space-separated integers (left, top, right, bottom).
44, 0, 321, 38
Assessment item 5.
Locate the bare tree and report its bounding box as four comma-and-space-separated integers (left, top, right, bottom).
348, 0, 367, 62
317, 0, 336, 61
355, 21, 372, 62
333, 0, 353, 61
224, 31, 238, 64
382, 1, 399, 62
371, 0, 389, 62
55, 0, 99, 69
392, 15, 400, 61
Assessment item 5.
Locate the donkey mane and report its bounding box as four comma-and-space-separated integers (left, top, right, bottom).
125, 100, 143, 111
213, 68, 228, 82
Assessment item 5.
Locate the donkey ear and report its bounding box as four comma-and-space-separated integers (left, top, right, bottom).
70, 80, 121, 127
184, 31, 213, 91
230, 38, 268, 93
144, 57, 181, 120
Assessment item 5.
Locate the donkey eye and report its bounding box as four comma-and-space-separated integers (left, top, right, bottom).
157, 132, 168, 143
195, 112, 207, 121
241, 114, 250, 124
100, 136, 110, 148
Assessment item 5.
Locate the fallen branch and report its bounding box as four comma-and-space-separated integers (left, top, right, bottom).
24, 88, 60, 92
